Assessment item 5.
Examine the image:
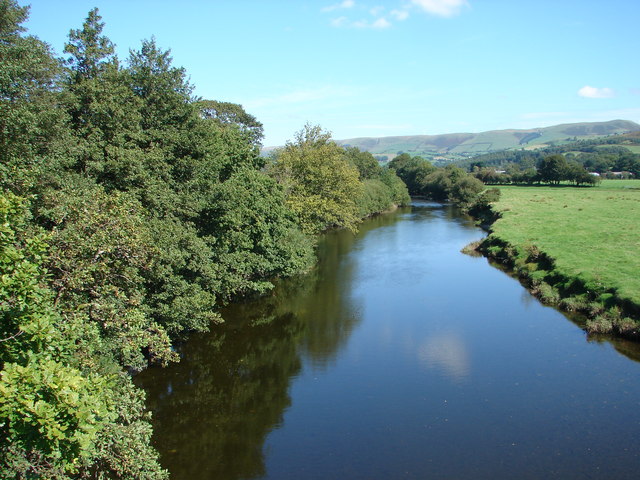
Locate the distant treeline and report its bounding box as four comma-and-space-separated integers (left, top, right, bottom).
0, 2, 409, 478
458, 133, 640, 179
388, 153, 492, 208
472, 154, 600, 186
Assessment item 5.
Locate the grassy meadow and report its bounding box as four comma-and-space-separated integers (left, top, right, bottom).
485, 180, 640, 312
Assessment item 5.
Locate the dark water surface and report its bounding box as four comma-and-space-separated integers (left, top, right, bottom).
136, 201, 640, 479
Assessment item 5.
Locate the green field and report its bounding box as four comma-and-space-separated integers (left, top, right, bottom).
624, 145, 640, 154
488, 180, 640, 307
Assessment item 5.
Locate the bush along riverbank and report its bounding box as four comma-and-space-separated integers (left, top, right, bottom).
467, 187, 640, 341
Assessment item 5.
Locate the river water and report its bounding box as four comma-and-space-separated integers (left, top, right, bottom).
135, 201, 640, 479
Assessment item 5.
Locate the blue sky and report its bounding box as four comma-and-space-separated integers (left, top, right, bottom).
23, 0, 640, 147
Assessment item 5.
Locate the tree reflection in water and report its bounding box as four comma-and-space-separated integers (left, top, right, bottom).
135, 208, 409, 479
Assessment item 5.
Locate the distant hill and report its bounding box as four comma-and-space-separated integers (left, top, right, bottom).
453, 128, 640, 175
335, 120, 640, 164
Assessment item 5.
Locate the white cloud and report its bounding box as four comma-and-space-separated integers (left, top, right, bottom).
371, 17, 392, 28
322, 0, 355, 12
330, 16, 349, 27
410, 0, 469, 17
391, 9, 410, 20
325, 0, 467, 29
334, 16, 392, 29
578, 85, 615, 99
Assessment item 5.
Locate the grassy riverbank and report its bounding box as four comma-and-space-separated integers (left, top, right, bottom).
477, 180, 640, 338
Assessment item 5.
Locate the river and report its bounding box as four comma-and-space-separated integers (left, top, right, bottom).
135, 200, 640, 479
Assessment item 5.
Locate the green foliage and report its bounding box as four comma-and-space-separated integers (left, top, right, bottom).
204, 168, 314, 300
388, 153, 436, 195
390, 153, 484, 206
270, 124, 363, 234
36, 178, 176, 371
127, 37, 194, 137
196, 99, 264, 147
0, 356, 114, 474
343, 146, 380, 180
359, 179, 393, 217
420, 164, 483, 206
537, 154, 568, 184
88, 373, 168, 480
63, 7, 115, 82
0, 0, 63, 194
269, 124, 411, 235
0, 192, 123, 478
465, 135, 639, 182
0, 193, 61, 364
449, 174, 485, 206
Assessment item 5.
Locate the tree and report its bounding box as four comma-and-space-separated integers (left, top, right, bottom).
537, 154, 568, 184
0, 193, 115, 478
202, 168, 314, 300
127, 37, 194, 137
196, 99, 264, 147
421, 164, 483, 206
378, 168, 411, 206
62, 7, 143, 181
388, 153, 436, 195
269, 124, 363, 235
343, 146, 381, 180
449, 174, 485, 206
0, 0, 63, 193
64, 8, 115, 82
422, 165, 464, 201
36, 177, 176, 371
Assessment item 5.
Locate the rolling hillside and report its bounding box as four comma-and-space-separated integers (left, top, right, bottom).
335, 120, 640, 164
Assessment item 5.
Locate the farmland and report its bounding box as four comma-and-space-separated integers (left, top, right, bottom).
479, 180, 640, 335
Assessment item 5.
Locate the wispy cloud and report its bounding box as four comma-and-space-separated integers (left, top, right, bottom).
332, 15, 392, 29
578, 85, 615, 99
410, 0, 470, 18
330, 16, 349, 27
325, 0, 390, 29
391, 9, 410, 20
324, 0, 469, 29
322, 0, 355, 12
372, 17, 392, 28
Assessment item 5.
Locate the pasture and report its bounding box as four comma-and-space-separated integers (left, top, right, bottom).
489, 180, 640, 305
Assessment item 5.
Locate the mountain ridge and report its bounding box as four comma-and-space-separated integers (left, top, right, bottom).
334, 119, 640, 163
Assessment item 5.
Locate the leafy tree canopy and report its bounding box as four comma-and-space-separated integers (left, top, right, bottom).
269, 124, 363, 234
196, 99, 264, 147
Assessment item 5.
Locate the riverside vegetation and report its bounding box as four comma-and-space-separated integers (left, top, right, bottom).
0, 2, 409, 477
472, 180, 640, 339
2, 1, 637, 476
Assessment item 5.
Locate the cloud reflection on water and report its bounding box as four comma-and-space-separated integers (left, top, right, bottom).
418, 332, 470, 381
